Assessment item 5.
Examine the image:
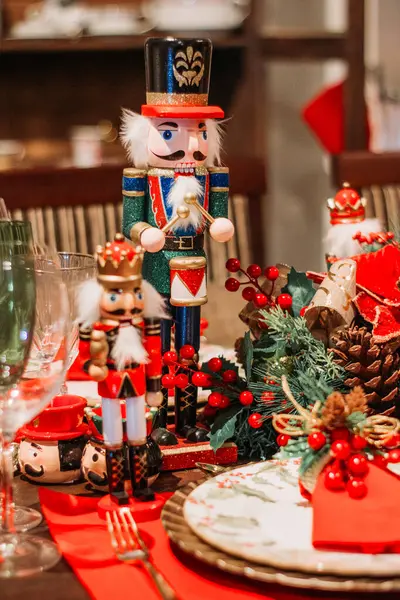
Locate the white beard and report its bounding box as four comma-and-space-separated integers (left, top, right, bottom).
167, 176, 203, 231
325, 218, 382, 258
112, 323, 148, 370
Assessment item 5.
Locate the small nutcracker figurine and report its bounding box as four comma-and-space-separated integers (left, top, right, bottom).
77, 234, 166, 505
121, 37, 234, 445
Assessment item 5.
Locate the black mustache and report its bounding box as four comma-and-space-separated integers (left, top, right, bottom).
152, 150, 185, 161
24, 463, 45, 478
193, 151, 206, 161
110, 308, 142, 316
87, 470, 108, 486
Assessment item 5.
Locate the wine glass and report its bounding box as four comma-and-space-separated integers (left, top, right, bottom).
0, 245, 70, 577
57, 252, 96, 393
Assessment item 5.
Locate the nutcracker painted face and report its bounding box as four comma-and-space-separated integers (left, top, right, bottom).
99, 285, 145, 325
19, 438, 85, 484
81, 440, 108, 491
147, 118, 209, 170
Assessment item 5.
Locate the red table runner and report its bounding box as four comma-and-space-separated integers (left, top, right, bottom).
39, 489, 397, 600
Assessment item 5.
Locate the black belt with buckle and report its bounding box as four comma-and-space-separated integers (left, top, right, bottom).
163, 234, 204, 251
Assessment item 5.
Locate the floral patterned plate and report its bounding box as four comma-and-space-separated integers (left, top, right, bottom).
183, 459, 400, 577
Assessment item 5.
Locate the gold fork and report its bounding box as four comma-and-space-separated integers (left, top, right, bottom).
106, 509, 179, 600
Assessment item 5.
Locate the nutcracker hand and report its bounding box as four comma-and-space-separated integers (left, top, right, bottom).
141, 227, 165, 253
146, 391, 163, 407
88, 363, 108, 382
90, 331, 109, 364
210, 217, 235, 243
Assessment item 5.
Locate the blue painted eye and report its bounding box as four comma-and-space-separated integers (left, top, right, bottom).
109, 293, 117, 302
202, 130, 207, 140
162, 130, 172, 140
136, 292, 143, 300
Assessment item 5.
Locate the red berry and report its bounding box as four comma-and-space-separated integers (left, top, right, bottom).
261, 391, 274, 403
239, 390, 254, 405
162, 374, 176, 389
208, 392, 223, 408
225, 277, 240, 292
219, 395, 230, 409
247, 264, 262, 279
222, 370, 237, 383
299, 306, 308, 317
347, 478, 367, 499
307, 431, 327, 451
331, 428, 350, 442
330, 440, 351, 460
277, 293, 293, 311
347, 453, 369, 476
174, 374, 189, 389
277, 434, 290, 447
324, 468, 346, 491
388, 449, 400, 463
386, 433, 400, 448
351, 434, 367, 450
163, 350, 178, 366
192, 371, 213, 387
253, 293, 268, 308
242, 286, 255, 301
248, 412, 263, 429
203, 404, 217, 418
373, 454, 388, 469
180, 345, 196, 360
208, 357, 223, 373
264, 266, 279, 281
226, 258, 241, 273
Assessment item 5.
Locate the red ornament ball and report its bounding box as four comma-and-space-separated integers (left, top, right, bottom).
162, 374, 176, 389
208, 392, 223, 408
277, 434, 290, 447
225, 277, 240, 292
163, 350, 178, 366
388, 449, 400, 464
277, 293, 293, 311
347, 478, 367, 499
180, 345, 196, 360
373, 454, 388, 469
330, 440, 351, 460
347, 453, 369, 476
219, 395, 231, 409
254, 293, 268, 308
192, 371, 213, 387
331, 427, 350, 442
307, 431, 327, 451
324, 468, 345, 491
248, 412, 263, 429
174, 373, 189, 389
208, 357, 223, 373
247, 264, 262, 279
351, 434, 367, 450
226, 258, 241, 273
242, 286, 255, 301
222, 370, 237, 383
299, 306, 308, 317
264, 266, 279, 281
239, 390, 254, 405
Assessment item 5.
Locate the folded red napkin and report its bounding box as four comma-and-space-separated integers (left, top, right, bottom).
313, 463, 400, 553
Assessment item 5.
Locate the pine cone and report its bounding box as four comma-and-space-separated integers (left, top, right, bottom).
321, 391, 347, 429
234, 337, 245, 367
329, 326, 400, 416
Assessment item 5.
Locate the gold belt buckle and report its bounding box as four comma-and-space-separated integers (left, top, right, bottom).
177, 236, 193, 250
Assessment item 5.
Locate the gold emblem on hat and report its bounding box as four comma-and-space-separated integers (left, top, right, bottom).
173, 46, 204, 87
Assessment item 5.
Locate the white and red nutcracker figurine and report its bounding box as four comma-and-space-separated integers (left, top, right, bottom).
77, 234, 166, 505
120, 37, 234, 446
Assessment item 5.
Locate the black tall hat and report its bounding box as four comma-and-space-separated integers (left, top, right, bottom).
141, 37, 224, 119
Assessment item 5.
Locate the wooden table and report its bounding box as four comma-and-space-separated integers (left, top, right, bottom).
4, 469, 205, 600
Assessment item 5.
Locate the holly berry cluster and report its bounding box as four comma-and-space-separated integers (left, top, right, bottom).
225, 258, 293, 311
278, 427, 400, 499
353, 231, 394, 246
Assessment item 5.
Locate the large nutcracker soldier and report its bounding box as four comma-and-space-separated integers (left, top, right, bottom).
121, 38, 234, 445
77, 233, 166, 505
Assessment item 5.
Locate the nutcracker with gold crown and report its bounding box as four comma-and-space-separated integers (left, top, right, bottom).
121, 37, 234, 447
325, 182, 381, 263
77, 234, 167, 507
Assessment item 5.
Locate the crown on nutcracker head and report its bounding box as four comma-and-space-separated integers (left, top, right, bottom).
95, 233, 144, 287
327, 182, 366, 225
141, 37, 224, 119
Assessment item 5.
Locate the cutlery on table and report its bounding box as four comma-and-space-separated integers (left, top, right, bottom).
195, 462, 228, 476
106, 508, 179, 600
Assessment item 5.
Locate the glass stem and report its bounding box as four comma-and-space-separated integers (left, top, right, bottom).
0, 437, 15, 534
59, 381, 68, 395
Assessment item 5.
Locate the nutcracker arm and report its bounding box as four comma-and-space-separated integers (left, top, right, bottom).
122, 167, 148, 243
209, 166, 229, 219
144, 317, 163, 407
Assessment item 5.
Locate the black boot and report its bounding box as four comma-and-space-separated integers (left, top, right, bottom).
105, 447, 129, 505
128, 443, 155, 502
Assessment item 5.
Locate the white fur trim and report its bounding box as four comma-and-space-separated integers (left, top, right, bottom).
325, 218, 382, 258
142, 280, 170, 319
112, 323, 148, 370
120, 110, 150, 169
76, 279, 102, 327
167, 176, 203, 231
205, 118, 222, 167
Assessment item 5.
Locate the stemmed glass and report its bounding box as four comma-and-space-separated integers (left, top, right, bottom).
0, 236, 70, 577
57, 253, 96, 394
